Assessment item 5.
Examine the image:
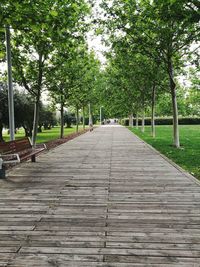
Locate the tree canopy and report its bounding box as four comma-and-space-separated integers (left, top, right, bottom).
0, 0, 199, 147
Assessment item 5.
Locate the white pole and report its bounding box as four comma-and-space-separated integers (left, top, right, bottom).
5, 26, 15, 141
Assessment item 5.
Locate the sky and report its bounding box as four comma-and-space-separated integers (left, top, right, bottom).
87, 0, 108, 65
87, 33, 107, 65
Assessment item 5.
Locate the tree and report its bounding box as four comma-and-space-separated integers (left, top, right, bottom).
38, 105, 56, 132
100, 39, 167, 136
64, 112, 74, 128
67, 49, 101, 132
46, 48, 75, 138
0, 82, 8, 141
186, 66, 200, 115
0, 84, 35, 140
101, 0, 200, 147
2, 0, 90, 145
14, 90, 34, 137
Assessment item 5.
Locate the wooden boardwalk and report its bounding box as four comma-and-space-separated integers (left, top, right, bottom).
0, 125, 200, 266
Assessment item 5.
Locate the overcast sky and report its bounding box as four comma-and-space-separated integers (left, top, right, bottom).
87, 0, 108, 65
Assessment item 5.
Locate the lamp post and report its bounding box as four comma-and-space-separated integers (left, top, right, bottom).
5, 26, 15, 141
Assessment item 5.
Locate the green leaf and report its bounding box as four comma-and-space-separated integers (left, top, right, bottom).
0, 52, 5, 59
0, 27, 5, 33
31, 25, 40, 32
50, 10, 58, 17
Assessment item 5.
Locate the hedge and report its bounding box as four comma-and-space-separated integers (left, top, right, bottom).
122, 117, 200, 126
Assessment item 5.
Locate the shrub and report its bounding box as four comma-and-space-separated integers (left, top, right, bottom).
122, 117, 200, 126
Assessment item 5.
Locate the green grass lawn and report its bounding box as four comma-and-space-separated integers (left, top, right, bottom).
129, 125, 200, 180
3, 126, 86, 144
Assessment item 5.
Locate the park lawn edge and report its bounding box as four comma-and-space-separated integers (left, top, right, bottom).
2, 125, 89, 144
128, 126, 200, 182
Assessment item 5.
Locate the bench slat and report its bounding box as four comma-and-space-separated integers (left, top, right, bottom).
0, 137, 31, 154
0, 138, 46, 178
19, 148, 45, 161
0, 138, 46, 164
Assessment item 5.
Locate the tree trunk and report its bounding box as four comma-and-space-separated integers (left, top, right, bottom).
0, 123, 4, 142
38, 125, 42, 133
23, 125, 32, 137
129, 113, 133, 127
44, 124, 49, 130
32, 52, 43, 147
60, 102, 64, 139
32, 97, 40, 147
89, 103, 93, 127
168, 60, 180, 148
141, 89, 145, 133
76, 106, 79, 133
23, 127, 29, 137
136, 113, 139, 129
151, 84, 156, 138
141, 110, 145, 133
82, 106, 85, 130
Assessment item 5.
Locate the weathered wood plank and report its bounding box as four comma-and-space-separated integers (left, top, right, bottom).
0, 125, 200, 265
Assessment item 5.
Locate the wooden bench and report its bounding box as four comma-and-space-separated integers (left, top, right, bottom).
0, 137, 46, 178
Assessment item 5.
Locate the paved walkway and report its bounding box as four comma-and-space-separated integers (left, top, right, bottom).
1, 125, 200, 266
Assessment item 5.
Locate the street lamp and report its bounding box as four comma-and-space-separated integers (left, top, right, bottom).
5, 26, 15, 141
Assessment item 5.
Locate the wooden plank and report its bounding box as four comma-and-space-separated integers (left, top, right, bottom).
19, 247, 200, 257
0, 125, 200, 265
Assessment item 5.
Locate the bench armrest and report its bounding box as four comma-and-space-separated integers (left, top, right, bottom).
41, 143, 47, 149
35, 143, 47, 150
0, 153, 20, 165
28, 137, 46, 150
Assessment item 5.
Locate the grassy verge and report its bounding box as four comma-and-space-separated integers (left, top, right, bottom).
3, 126, 87, 144
128, 125, 200, 180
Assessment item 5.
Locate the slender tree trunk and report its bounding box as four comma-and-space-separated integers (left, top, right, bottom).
38, 125, 42, 133
32, 96, 40, 146
82, 106, 85, 130
0, 123, 4, 142
32, 53, 43, 147
76, 106, 79, 133
151, 84, 156, 138
168, 60, 180, 148
89, 103, 93, 129
23, 125, 32, 137
140, 88, 146, 133
129, 113, 133, 127
136, 113, 139, 129
23, 127, 28, 137
60, 102, 64, 139
141, 110, 145, 133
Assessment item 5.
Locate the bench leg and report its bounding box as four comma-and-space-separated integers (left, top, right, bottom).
31, 155, 36, 162
0, 166, 6, 179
